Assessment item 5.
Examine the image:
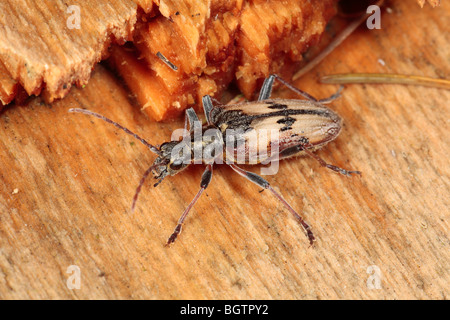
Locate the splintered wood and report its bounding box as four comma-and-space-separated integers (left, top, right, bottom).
0, 61, 18, 106
0, 0, 442, 118
112, 0, 337, 120
417, 0, 440, 7
235, 0, 336, 96
0, 0, 137, 103
0, 0, 336, 119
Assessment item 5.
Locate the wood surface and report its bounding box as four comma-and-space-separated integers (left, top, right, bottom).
0, 0, 449, 299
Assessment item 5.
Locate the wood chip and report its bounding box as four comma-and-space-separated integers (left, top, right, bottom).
417, 0, 440, 7
126, 0, 338, 120
0, 60, 19, 105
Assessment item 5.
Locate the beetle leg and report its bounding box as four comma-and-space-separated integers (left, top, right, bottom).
258, 74, 342, 104
167, 164, 214, 245
182, 109, 190, 140
301, 145, 361, 176
316, 86, 344, 104
258, 75, 276, 100
276, 143, 361, 176
185, 107, 200, 132
259, 74, 318, 101
202, 95, 214, 125
228, 164, 315, 246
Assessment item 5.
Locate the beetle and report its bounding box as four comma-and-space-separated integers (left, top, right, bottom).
69, 74, 360, 246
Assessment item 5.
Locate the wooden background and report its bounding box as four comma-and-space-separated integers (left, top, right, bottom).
0, 0, 448, 299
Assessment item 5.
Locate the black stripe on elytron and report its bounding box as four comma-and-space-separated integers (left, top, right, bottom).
211, 106, 335, 131
277, 116, 296, 125
277, 116, 296, 132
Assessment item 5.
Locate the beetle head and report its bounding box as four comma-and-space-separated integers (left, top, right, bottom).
151, 141, 191, 186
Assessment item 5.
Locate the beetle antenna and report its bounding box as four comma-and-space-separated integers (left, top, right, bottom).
131, 163, 168, 212
69, 108, 162, 155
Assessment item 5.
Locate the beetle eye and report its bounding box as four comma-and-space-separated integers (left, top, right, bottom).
169, 161, 184, 171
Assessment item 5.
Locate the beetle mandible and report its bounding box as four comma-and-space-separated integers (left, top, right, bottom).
69, 74, 360, 246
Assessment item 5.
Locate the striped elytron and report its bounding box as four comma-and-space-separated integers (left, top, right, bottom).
70, 74, 360, 246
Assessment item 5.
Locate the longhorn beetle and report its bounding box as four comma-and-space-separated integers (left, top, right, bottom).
69, 74, 360, 246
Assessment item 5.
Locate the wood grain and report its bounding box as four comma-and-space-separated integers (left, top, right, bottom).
0, 0, 448, 299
